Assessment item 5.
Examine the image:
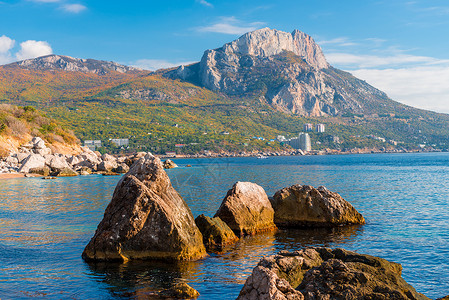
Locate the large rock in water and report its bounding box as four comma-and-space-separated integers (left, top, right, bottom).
82, 153, 206, 262
271, 185, 365, 227
214, 182, 276, 237
237, 247, 430, 300
195, 214, 238, 251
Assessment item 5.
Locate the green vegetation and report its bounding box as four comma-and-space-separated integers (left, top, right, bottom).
1, 65, 449, 154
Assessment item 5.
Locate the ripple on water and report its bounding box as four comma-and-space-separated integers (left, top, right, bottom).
0, 153, 448, 299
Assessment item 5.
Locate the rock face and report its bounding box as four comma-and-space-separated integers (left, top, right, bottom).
82, 153, 206, 262
214, 182, 276, 236
238, 247, 430, 300
166, 28, 393, 117
271, 185, 365, 227
195, 214, 239, 251
8, 54, 142, 75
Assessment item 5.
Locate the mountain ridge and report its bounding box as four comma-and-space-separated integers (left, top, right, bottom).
0, 28, 448, 153
4, 54, 145, 75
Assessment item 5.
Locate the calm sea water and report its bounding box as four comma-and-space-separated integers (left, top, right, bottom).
0, 153, 448, 299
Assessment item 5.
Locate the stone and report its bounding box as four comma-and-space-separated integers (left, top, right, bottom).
53, 167, 78, 177
18, 154, 46, 173
271, 185, 365, 227
436, 296, 449, 300
42, 176, 57, 180
29, 166, 51, 176
97, 160, 118, 172
82, 153, 206, 262
163, 283, 200, 299
78, 166, 92, 175
112, 163, 129, 173
214, 182, 276, 236
35, 147, 52, 156
238, 247, 430, 300
195, 214, 238, 251
47, 155, 71, 171
31, 137, 46, 149
163, 159, 178, 169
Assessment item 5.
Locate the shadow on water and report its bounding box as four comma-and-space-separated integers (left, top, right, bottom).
83, 225, 363, 299
85, 259, 200, 299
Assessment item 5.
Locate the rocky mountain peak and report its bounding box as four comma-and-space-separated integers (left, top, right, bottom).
223, 27, 328, 69
7, 54, 142, 75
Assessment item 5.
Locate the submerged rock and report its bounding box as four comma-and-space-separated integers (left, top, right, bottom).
238, 247, 430, 300
195, 214, 238, 251
82, 153, 206, 262
214, 182, 276, 237
271, 185, 365, 227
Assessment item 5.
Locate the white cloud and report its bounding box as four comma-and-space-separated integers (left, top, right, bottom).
0, 35, 15, 65
0, 35, 15, 53
351, 66, 449, 113
197, 17, 264, 35
318, 37, 357, 47
62, 3, 86, 13
16, 40, 53, 61
325, 52, 444, 69
196, 0, 213, 8
132, 59, 196, 71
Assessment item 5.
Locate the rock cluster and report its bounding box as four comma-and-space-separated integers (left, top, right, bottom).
0, 137, 133, 176
82, 153, 206, 262
271, 185, 365, 227
238, 247, 430, 300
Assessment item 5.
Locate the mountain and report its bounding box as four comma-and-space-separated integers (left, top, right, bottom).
5, 54, 143, 75
165, 28, 401, 117
1, 29, 449, 154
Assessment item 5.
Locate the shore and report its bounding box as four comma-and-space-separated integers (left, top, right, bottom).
0, 173, 41, 180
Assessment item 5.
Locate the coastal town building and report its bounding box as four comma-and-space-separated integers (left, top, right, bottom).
84, 140, 101, 151
304, 123, 313, 131
111, 138, 129, 147
286, 133, 311, 152
316, 124, 325, 133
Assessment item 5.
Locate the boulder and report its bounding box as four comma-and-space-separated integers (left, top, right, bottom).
97, 160, 118, 172
237, 247, 430, 300
162, 283, 200, 299
29, 166, 51, 176
31, 137, 46, 149
82, 153, 206, 262
53, 167, 78, 177
18, 154, 46, 173
47, 155, 71, 171
112, 163, 129, 174
78, 166, 92, 175
163, 159, 178, 169
271, 185, 365, 227
195, 214, 238, 251
214, 182, 276, 237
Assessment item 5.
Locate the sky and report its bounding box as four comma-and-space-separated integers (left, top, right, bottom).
1, 0, 449, 113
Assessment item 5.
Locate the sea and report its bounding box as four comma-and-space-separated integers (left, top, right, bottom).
0, 153, 448, 299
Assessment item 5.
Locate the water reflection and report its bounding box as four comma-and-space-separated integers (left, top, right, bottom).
85, 260, 201, 298
83, 225, 364, 299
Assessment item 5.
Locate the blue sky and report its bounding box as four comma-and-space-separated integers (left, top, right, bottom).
1, 0, 449, 113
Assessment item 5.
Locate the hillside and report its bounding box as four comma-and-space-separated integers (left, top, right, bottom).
0, 29, 449, 154
0, 104, 81, 157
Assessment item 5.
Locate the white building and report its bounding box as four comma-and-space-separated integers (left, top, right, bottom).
304, 123, 313, 132
286, 133, 311, 152
84, 140, 102, 151
111, 138, 129, 147
316, 124, 325, 133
